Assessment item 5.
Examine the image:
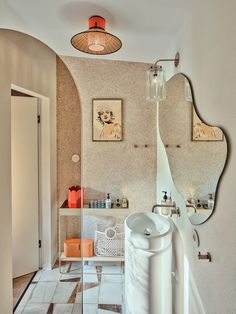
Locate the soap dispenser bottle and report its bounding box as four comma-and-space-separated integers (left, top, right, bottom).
105, 193, 112, 209
161, 191, 168, 215
208, 193, 214, 210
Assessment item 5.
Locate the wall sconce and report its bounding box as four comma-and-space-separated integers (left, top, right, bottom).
146, 52, 180, 102
71, 15, 122, 55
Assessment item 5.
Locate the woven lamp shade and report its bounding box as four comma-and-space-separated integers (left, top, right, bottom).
71, 16, 122, 55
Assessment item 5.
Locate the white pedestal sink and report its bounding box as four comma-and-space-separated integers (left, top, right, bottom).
125, 212, 172, 314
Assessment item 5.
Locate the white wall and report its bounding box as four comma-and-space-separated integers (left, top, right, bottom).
0, 29, 57, 313
157, 1, 236, 313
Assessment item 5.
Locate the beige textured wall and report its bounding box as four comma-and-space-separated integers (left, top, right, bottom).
57, 57, 81, 207
0, 29, 57, 314
159, 74, 227, 201
61, 57, 157, 211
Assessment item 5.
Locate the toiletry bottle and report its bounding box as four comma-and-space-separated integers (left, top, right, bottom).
115, 199, 121, 208
161, 191, 168, 215
197, 199, 201, 208
121, 197, 128, 208
105, 193, 112, 209
208, 193, 214, 210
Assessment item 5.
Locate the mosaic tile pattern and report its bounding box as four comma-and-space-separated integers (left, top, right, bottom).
15, 262, 124, 314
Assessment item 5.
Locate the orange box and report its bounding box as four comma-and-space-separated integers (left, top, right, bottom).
64, 238, 94, 257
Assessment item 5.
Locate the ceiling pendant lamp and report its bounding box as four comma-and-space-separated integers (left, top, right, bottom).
71, 15, 122, 55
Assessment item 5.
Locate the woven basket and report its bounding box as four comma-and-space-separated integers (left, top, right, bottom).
94, 224, 124, 257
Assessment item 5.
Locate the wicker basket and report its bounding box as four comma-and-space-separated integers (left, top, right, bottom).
94, 224, 124, 257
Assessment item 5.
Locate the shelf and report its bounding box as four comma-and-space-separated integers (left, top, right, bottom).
59, 207, 131, 216
60, 252, 125, 262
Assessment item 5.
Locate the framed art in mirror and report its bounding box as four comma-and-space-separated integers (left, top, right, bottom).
192, 108, 224, 141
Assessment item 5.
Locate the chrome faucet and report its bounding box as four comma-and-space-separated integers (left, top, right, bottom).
186, 204, 197, 213
151, 201, 181, 217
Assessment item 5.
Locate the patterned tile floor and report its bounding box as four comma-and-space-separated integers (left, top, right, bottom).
15, 262, 124, 314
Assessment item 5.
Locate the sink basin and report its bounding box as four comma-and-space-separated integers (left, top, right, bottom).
125, 212, 171, 252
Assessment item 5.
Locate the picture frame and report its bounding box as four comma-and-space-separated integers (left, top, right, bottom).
192, 108, 224, 141
92, 98, 123, 142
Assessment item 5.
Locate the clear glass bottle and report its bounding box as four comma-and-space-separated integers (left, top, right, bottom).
121, 197, 128, 208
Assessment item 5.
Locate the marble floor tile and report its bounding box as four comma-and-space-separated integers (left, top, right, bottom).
52, 282, 77, 303
29, 282, 57, 303
102, 265, 121, 274
22, 303, 50, 314
82, 303, 98, 314
52, 304, 74, 314
60, 273, 81, 282
98, 304, 122, 312
68, 262, 83, 273
32, 269, 44, 282
101, 275, 122, 284
83, 273, 99, 283
83, 285, 99, 304
96, 266, 102, 282
72, 303, 82, 314
14, 262, 125, 314
82, 264, 98, 283
75, 292, 82, 304
39, 269, 61, 282
97, 310, 117, 314
97, 309, 121, 314
83, 265, 97, 274
99, 282, 122, 305
121, 281, 125, 304
75, 282, 99, 304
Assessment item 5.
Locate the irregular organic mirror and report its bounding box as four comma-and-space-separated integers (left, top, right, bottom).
159, 73, 228, 225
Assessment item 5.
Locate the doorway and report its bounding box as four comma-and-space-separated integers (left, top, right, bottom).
11, 91, 40, 308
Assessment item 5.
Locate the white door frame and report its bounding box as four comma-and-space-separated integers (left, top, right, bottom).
11, 84, 55, 270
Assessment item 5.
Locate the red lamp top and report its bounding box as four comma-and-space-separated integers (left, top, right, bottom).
89, 16, 106, 30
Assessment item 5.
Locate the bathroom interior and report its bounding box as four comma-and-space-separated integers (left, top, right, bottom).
0, 1, 236, 313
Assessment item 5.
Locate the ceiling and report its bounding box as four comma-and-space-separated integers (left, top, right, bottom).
0, 0, 192, 63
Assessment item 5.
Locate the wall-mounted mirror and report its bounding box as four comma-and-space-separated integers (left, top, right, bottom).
159, 73, 228, 225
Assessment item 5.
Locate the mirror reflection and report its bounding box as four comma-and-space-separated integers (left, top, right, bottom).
159, 74, 228, 225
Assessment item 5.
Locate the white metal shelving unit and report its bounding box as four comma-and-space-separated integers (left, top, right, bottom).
58, 200, 131, 272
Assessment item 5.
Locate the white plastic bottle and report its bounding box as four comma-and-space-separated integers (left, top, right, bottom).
208, 193, 214, 210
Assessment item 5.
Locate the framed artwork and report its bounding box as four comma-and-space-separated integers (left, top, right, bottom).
92, 98, 123, 141
192, 108, 224, 141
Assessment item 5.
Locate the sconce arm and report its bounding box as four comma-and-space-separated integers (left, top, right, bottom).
153, 52, 180, 68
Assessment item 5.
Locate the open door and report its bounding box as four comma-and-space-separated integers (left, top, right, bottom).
11, 96, 39, 278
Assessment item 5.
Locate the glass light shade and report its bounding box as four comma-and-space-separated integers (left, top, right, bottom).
146, 66, 166, 102
88, 31, 106, 52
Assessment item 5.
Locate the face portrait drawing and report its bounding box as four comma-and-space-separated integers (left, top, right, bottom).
97, 106, 122, 140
